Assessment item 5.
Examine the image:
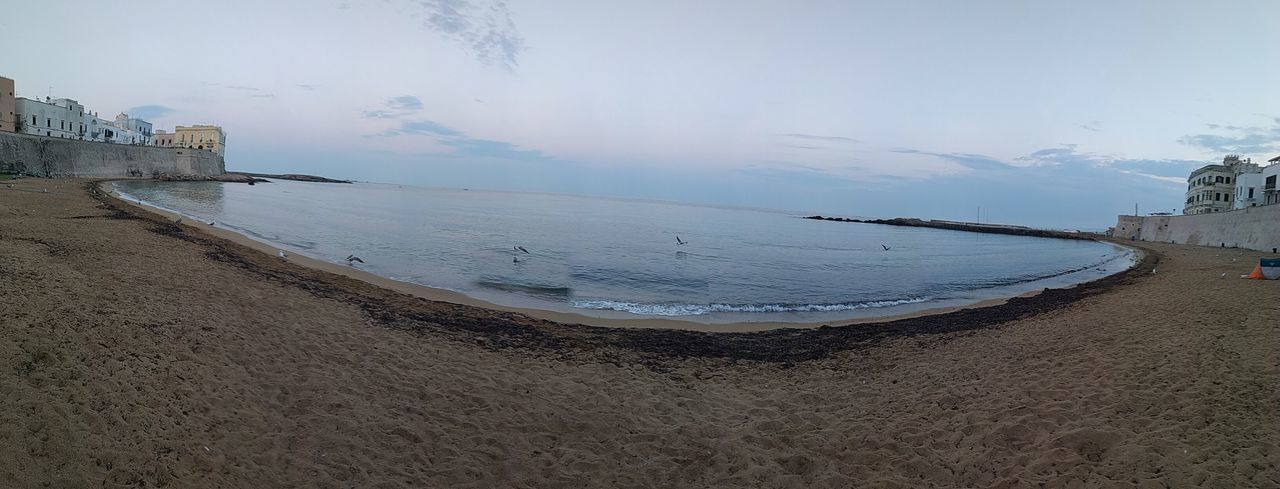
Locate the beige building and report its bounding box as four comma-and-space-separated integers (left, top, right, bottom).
172, 125, 226, 155
152, 129, 175, 148
0, 76, 14, 132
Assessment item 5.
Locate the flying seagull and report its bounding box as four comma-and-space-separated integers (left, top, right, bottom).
345, 254, 365, 264
515, 246, 530, 254
881, 244, 891, 251
676, 236, 687, 246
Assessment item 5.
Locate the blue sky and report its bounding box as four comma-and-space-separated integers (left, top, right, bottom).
5, 0, 1279, 229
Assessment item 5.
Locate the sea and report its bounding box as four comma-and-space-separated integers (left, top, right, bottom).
113, 180, 1136, 325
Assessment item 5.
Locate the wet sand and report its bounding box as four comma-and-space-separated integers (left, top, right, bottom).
2, 179, 1277, 487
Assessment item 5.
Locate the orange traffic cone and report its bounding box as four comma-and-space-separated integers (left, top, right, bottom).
1247, 264, 1265, 280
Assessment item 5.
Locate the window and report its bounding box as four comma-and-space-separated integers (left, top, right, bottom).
46, 118, 51, 127
1227, 177, 1232, 184
1249, 188, 1255, 199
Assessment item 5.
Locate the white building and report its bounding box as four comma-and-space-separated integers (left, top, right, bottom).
1233, 160, 1265, 209
111, 112, 152, 145
1264, 157, 1280, 206
13, 95, 152, 145
1183, 155, 1265, 214
15, 97, 85, 139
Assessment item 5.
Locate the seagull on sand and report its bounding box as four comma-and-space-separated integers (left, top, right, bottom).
277, 250, 288, 259
345, 254, 365, 264
515, 246, 530, 254
881, 244, 891, 251
676, 236, 687, 246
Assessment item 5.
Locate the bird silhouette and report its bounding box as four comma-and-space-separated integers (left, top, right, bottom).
676, 236, 687, 245
881, 244, 891, 251
515, 246, 530, 254
345, 254, 365, 264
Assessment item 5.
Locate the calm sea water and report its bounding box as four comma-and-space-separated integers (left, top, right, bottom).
113, 180, 1134, 324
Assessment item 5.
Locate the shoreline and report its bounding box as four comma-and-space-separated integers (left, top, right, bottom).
7, 178, 1277, 487
100, 179, 1143, 334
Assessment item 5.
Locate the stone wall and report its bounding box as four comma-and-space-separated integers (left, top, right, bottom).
1114, 206, 1280, 252
0, 131, 224, 178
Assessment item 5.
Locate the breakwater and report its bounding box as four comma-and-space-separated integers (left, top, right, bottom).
803, 216, 1092, 241
0, 131, 224, 178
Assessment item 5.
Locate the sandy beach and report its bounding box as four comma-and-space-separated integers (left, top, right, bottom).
2, 179, 1278, 487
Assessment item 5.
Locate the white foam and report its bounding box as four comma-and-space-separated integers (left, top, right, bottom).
570, 297, 931, 316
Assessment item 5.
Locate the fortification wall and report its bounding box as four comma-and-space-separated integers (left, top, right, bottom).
0, 131, 224, 178
1114, 206, 1280, 252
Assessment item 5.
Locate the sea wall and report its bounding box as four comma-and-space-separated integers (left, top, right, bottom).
1114, 206, 1280, 252
0, 131, 224, 178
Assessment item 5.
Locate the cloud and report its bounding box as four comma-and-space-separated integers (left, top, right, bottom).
1079, 124, 1099, 132
362, 96, 425, 119
381, 120, 468, 137
368, 114, 550, 162
387, 95, 424, 111
891, 148, 1013, 171
126, 105, 175, 120
414, 0, 525, 71
295, 84, 318, 91
439, 137, 550, 161
1179, 119, 1280, 154
898, 145, 1202, 186
1178, 133, 1280, 154
782, 144, 822, 150
779, 133, 858, 143
213, 83, 277, 100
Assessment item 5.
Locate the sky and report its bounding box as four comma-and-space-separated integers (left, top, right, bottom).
5, 0, 1280, 229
